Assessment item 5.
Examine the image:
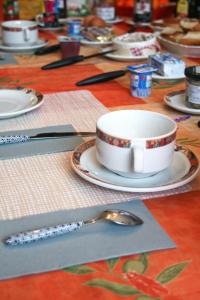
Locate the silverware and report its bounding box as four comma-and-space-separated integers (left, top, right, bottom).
41, 47, 116, 70
5, 209, 143, 246
76, 69, 128, 86
76, 64, 151, 86
0, 131, 96, 145
35, 44, 60, 55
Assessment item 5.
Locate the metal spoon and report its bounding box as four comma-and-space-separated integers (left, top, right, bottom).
4, 210, 143, 246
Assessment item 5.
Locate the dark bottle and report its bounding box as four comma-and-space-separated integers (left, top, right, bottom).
188, 0, 196, 18
58, 0, 67, 18
134, 0, 152, 24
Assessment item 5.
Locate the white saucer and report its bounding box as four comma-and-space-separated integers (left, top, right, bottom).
164, 90, 200, 115
80, 38, 113, 46
0, 88, 44, 119
71, 139, 199, 193
152, 73, 185, 80
106, 17, 123, 24
105, 52, 147, 61
0, 39, 48, 53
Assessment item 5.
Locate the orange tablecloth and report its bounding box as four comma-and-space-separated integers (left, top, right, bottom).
0, 23, 200, 300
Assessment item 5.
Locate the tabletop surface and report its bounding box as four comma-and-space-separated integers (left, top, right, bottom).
0, 21, 200, 300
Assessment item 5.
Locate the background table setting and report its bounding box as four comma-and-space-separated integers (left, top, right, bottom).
0, 10, 200, 300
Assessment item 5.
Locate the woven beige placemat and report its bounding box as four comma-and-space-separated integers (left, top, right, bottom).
0, 90, 191, 220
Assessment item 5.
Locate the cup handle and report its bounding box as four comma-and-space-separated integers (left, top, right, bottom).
23, 28, 30, 42
131, 142, 144, 173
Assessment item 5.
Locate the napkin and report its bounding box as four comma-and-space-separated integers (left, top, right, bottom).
0, 124, 83, 160
0, 199, 175, 280
0, 52, 17, 65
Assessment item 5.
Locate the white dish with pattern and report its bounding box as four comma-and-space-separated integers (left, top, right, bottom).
71, 139, 199, 193
0, 88, 44, 119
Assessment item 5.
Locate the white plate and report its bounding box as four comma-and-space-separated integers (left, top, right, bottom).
0, 39, 48, 53
0, 88, 44, 119
80, 38, 113, 46
157, 35, 200, 58
71, 139, 199, 193
106, 17, 123, 24
105, 52, 147, 61
152, 73, 185, 80
164, 90, 200, 115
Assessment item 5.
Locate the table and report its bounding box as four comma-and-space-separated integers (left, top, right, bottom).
0, 22, 200, 300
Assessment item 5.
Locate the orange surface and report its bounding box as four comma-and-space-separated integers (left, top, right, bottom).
1, 192, 199, 300
0, 21, 200, 300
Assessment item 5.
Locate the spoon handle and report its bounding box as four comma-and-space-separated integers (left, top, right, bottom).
5, 221, 84, 246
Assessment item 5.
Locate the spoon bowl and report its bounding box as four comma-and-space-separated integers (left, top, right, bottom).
85, 209, 143, 226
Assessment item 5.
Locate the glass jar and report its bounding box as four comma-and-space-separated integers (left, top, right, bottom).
95, 0, 116, 21
185, 66, 200, 109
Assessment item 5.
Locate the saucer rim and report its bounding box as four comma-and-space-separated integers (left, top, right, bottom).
71, 139, 199, 192
106, 17, 123, 24
152, 73, 185, 80
80, 38, 113, 46
0, 38, 48, 51
105, 52, 148, 61
164, 90, 200, 115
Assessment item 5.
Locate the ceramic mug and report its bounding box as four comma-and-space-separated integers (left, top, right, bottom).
96, 110, 177, 178
2, 20, 38, 46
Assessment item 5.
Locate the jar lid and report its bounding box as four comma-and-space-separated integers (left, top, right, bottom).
185, 66, 200, 81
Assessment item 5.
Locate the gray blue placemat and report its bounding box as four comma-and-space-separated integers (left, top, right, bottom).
0, 124, 83, 160
0, 199, 175, 280
0, 52, 17, 65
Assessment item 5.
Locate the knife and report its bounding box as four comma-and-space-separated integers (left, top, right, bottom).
76, 64, 153, 86
35, 44, 60, 55
41, 48, 115, 70
76, 69, 127, 86
0, 131, 96, 145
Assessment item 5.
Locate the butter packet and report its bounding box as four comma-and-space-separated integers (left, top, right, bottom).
149, 53, 185, 77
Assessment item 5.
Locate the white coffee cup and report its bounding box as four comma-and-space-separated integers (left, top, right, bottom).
1, 20, 38, 46
96, 110, 177, 178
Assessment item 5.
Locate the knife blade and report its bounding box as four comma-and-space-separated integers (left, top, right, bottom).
35, 44, 60, 55
41, 48, 115, 70
76, 69, 127, 86
0, 131, 96, 145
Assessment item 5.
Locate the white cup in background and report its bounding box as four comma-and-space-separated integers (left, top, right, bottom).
96, 110, 177, 178
1, 20, 38, 47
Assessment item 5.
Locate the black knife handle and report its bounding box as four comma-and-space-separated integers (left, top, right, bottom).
42, 55, 85, 70
35, 44, 60, 55
76, 70, 127, 86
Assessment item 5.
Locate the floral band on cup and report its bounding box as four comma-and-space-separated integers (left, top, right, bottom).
2, 26, 38, 32
96, 128, 176, 149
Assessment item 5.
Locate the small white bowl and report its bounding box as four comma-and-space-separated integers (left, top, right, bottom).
113, 32, 158, 57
